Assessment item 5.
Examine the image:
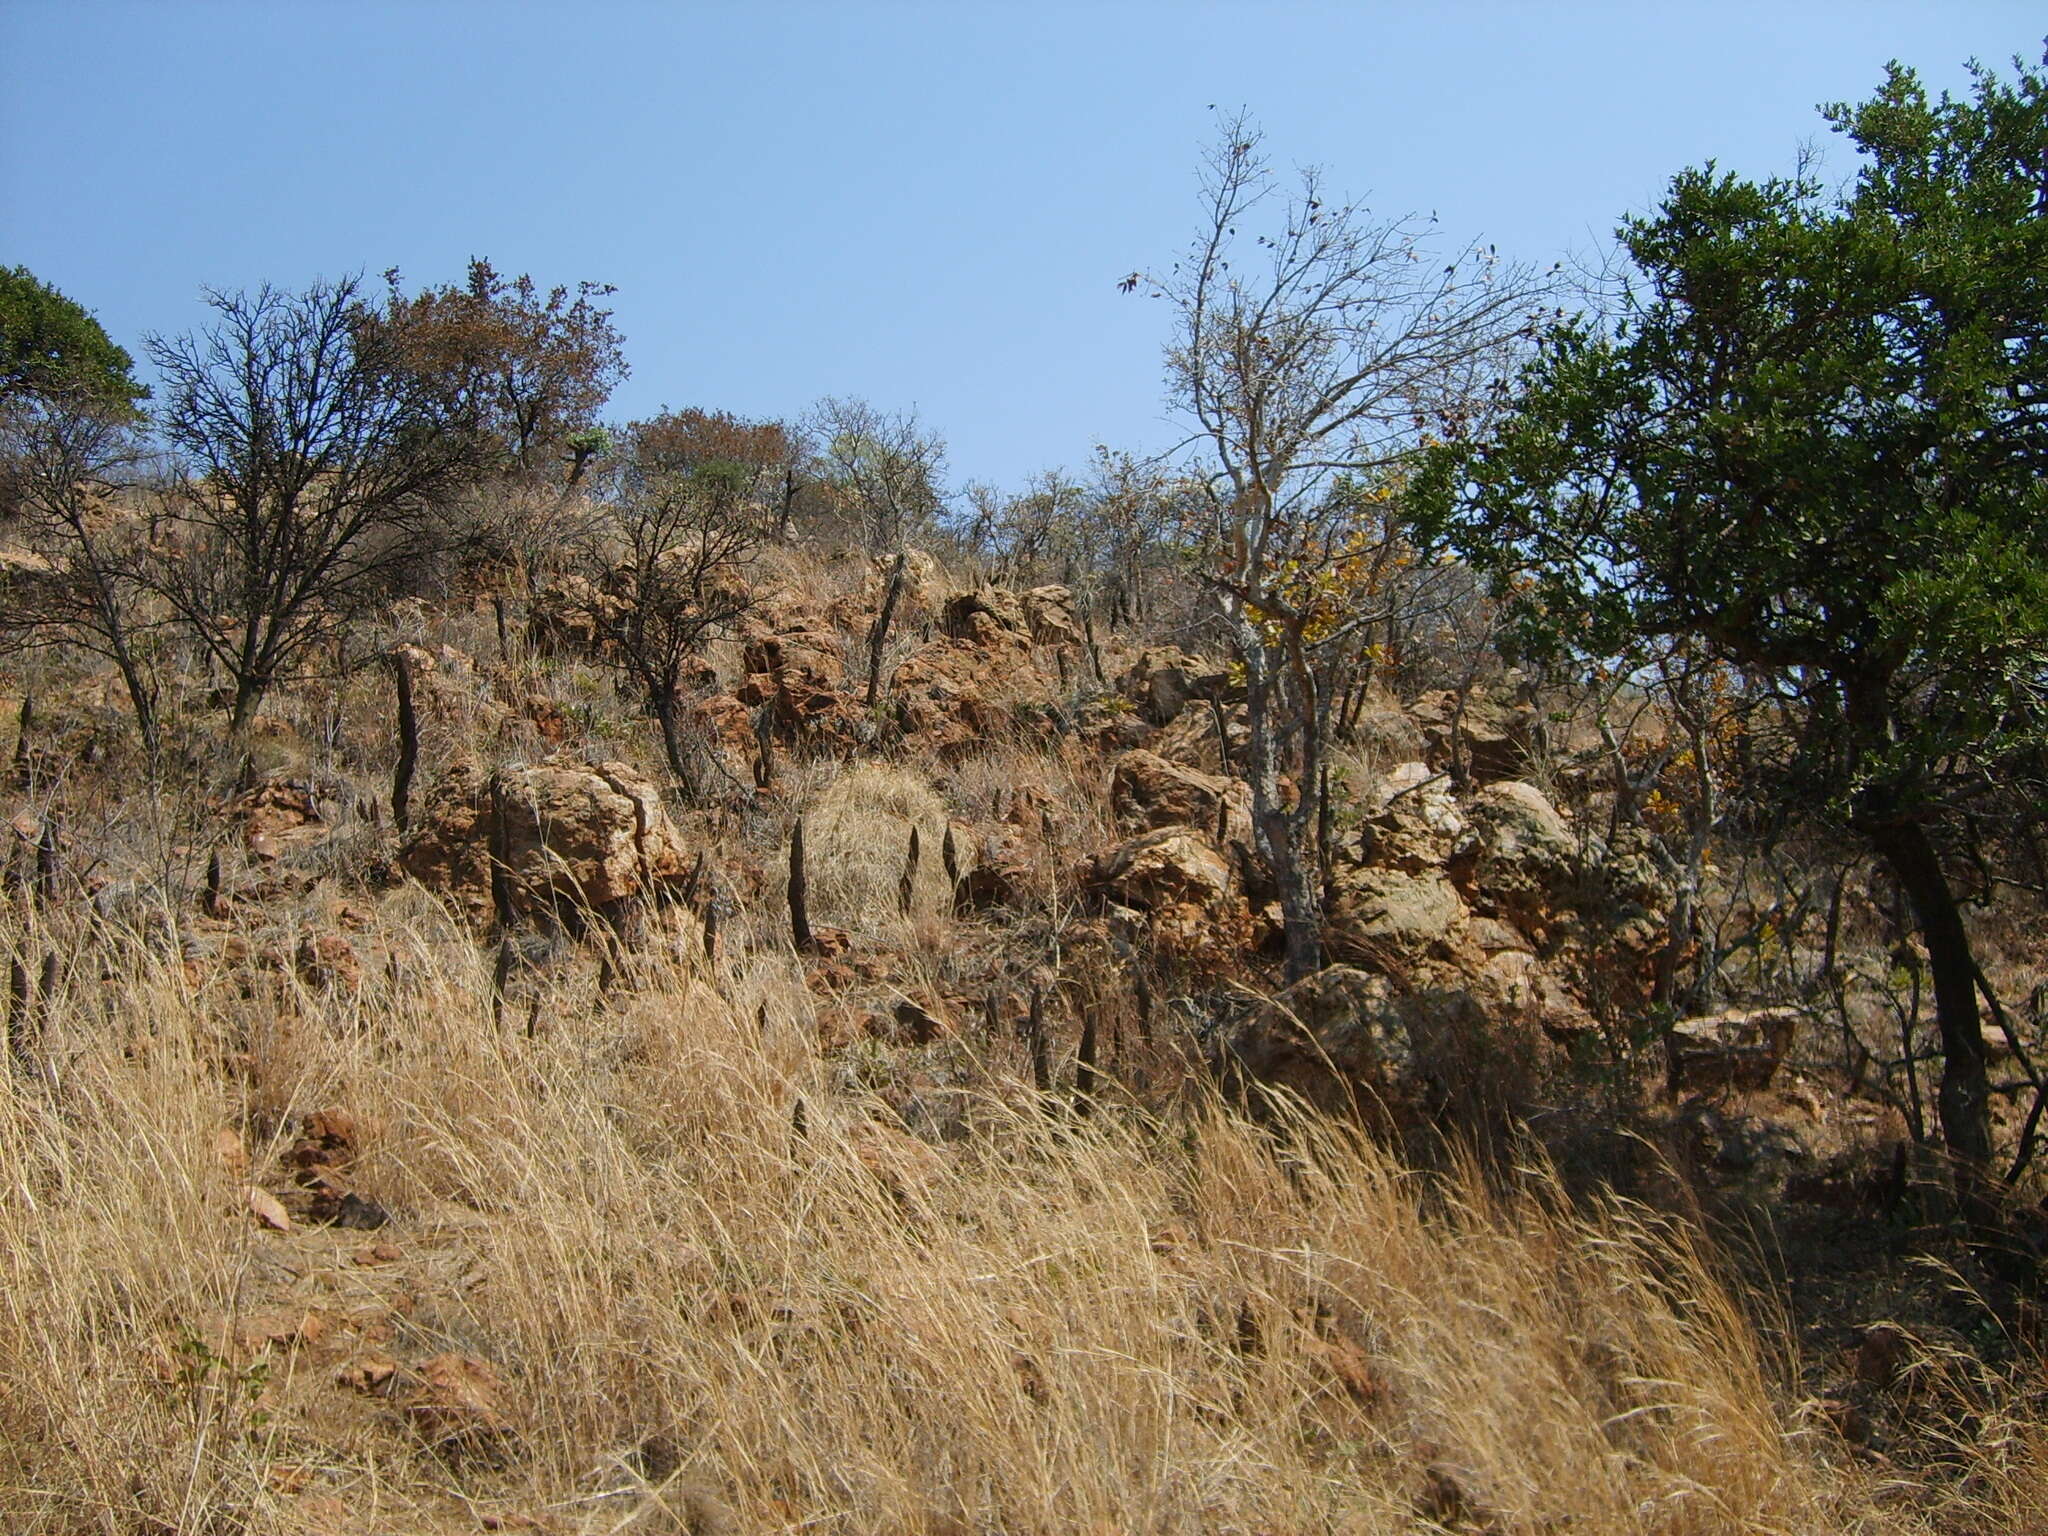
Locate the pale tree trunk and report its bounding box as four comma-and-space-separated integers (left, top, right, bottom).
1237, 618, 1322, 982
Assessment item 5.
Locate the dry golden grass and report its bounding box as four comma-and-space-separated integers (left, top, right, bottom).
5, 892, 2037, 1536
790, 763, 954, 938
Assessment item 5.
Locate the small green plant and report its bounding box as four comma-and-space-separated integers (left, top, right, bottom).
172, 1324, 273, 1438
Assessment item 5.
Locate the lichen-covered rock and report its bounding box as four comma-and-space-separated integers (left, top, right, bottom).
1471, 779, 1570, 854
1118, 646, 1232, 727
1350, 706, 1427, 767
1325, 867, 1472, 974
941, 586, 1030, 648
399, 756, 690, 922
1356, 762, 1465, 873
1144, 696, 1245, 769
1665, 1007, 1800, 1094
1087, 825, 1234, 913
1452, 780, 1577, 942
1214, 966, 1411, 1117
1108, 749, 1250, 843
1560, 824, 1679, 1014
1215, 965, 1553, 1136
735, 585, 844, 713
737, 594, 846, 744
1472, 948, 1598, 1046
889, 639, 1009, 757
1075, 696, 1158, 754
1022, 584, 1078, 645
842, 547, 946, 637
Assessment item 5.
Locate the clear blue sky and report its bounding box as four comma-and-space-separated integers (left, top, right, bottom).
6, 2, 2041, 489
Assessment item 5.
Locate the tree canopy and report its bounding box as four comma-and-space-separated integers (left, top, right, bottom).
1152, 114, 1548, 980
0, 265, 148, 417
1415, 54, 2048, 1185
376, 258, 627, 481
147, 275, 475, 731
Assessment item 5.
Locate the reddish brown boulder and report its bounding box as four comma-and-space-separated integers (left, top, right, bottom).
226, 779, 327, 862
400, 756, 691, 921
1118, 646, 1230, 726
1108, 749, 1250, 843
889, 636, 1058, 756
528, 575, 629, 657
1022, 584, 1078, 645
941, 586, 1031, 648
740, 626, 843, 689
1086, 826, 1234, 915
402, 1352, 514, 1457
294, 931, 361, 991
954, 823, 1039, 912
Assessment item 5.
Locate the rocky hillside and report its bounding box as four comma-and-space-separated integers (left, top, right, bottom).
3, 541, 2044, 1535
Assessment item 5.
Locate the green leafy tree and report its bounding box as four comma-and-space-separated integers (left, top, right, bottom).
1415, 56, 2048, 1191
0, 266, 148, 417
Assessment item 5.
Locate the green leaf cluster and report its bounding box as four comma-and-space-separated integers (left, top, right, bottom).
1416, 53, 2048, 811
0, 265, 148, 417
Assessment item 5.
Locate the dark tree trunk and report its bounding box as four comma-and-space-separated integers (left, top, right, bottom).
788, 816, 814, 952
651, 688, 696, 799
228, 673, 266, 738
1842, 669, 1995, 1204
867, 551, 907, 709
1867, 817, 1993, 1178
752, 709, 775, 790
777, 467, 798, 542
1073, 1007, 1098, 1116
12, 695, 32, 790
1028, 986, 1050, 1094
99, 617, 159, 766
390, 649, 419, 834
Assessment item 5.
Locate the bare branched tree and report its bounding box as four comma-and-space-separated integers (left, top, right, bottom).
807, 397, 948, 554
594, 418, 769, 792
146, 276, 472, 733
0, 389, 165, 760
1152, 113, 1550, 979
